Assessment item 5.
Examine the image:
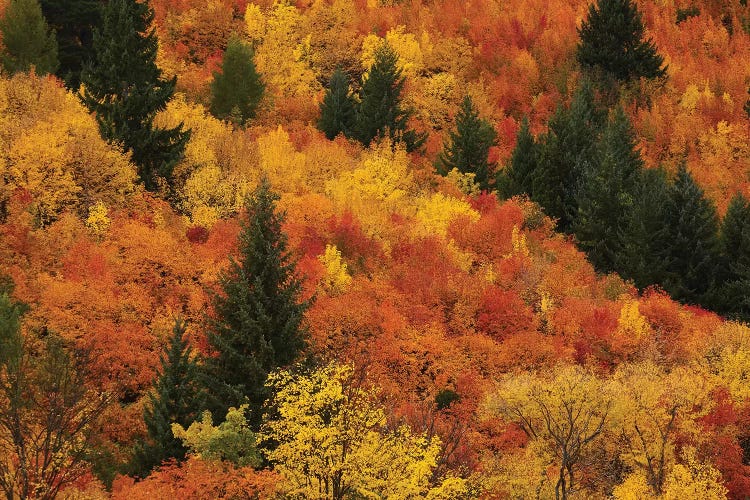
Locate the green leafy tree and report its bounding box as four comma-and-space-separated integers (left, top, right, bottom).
210, 36, 264, 126
716, 193, 750, 319
354, 41, 425, 152
40, 0, 100, 88
80, 0, 190, 192
574, 107, 643, 273
439, 95, 497, 191
497, 116, 538, 198
318, 67, 356, 140
130, 318, 205, 477
202, 178, 309, 427
661, 165, 721, 306
0, 0, 58, 76
577, 0, 667, 83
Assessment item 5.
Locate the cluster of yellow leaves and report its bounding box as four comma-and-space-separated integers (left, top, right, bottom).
86, 202, 110, 238
318, 244, 352, 295
361, 26, 429, 77
414, 192, 480, 239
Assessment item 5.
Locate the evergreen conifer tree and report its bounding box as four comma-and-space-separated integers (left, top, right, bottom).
498, 116, 538, 198
577, 0, 667, 83
130, 318, 204, 477
354, 42, 425, 152
210, 36, 264, 126
661, 164, 721, 305
318, 67, 356, 140
716, 193, 750, 319
203, 178, 309, 427
439, 95, 497, 191
40, 0, 100, 88
574, 107, 642, 273
0, 0, 58, 76
80, 0, 190, 192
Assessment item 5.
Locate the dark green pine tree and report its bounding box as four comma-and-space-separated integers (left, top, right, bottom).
617, 167, 671, 290
438, 95, 497, 191
577, 0, 667, 83
497, 116, 539, 199
0, 0, 58, 76
210, 36, 264, 126
203, 178, 309, 427
744, 87, 750, 119
716, 193, 750, 320
533, 81, 606, 231
130, 318, 204, 478
354, 42, 425, 152
40, 0, 101, 89
80, 0, 190, 192
573, 107, 643, 273
661, 164, 722, 306
318, 67, 356, 140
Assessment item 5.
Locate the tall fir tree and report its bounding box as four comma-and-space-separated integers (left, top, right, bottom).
318, 67, 356, 140
577, 0, 667, 83
573, 107, 643, 273
203, 178, 309, 427
210, 36, 264, 126
0, 0, 58, 76
716, 193, 750, 319
354, 41, 425, 152
533, 81, 606, 231
130, 318, 204, 478
497, 116, 538, 198
40, 0, 100, 88
438, 95, 497, 191
80, 0, 190, 192
661, 164, 722, 306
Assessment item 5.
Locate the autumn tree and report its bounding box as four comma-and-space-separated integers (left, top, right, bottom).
202, 178, 309, 427
0, 0, 58, 76
573, 107, 642, 273
130, 318, 205, 478
80, 0, 190, 192
577, 0, 667, 84
439, 95, 497, 191
497, 116, 538, 199
0, 291, 110, 500
318, 67, 356, 140
210, 36, 264, 126
354, 41, 424, 152
488, 365, 611, 500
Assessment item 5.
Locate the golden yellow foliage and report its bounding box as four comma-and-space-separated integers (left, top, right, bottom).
612, 472, 653, 500
361, 26, 426, 78
413, 192, 480, 238
256, 126, 306, 193
86, 202, 110, 238
318, 244, 352, 294
662, 448, 728, 500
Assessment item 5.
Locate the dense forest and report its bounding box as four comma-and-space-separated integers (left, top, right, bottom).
0, 0, 750, 498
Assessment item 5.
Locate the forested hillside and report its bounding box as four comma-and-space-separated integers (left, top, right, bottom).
0, 0, 749, 498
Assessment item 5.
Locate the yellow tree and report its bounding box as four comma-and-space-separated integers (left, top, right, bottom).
486, 364, 611, 500
261, 363, 466, 499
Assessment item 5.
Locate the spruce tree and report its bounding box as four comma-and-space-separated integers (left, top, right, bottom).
354, 41, 425, 152
717, 193, 750, 319
210, 36, 264, 126
40, 0, 100, 88
131, 318, 204, 477
318, 67, 356, 140
203, 178, 309, 427
573, 107, 642, 273
661, 164, 721, 306
80, 0, 190, 192
439, 95, 497, 191
0, 0, 58, 76
533, 81, 606, 231
577, 0, 667, 83
497, 116, 538, 198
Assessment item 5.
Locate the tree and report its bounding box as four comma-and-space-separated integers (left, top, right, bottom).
130, 318, 205, 478
497, 116, 538, 199
0, 291, 110, 500
662, 164, 722, 306
0, 0, 58, 76
573, 107, 642, 273
439, 95, 497, 191
354, 41, 425, 152
80, 0, 190, 192
716, 193, 750, 319
202, 178, 309, 427
210, 36, 264, 126
577, 0, 667, 84
40, 0, 101, 88
318, 67, 356, 140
